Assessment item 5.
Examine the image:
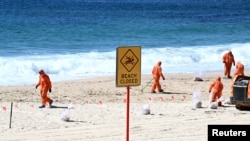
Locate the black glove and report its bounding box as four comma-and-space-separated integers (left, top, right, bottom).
163, 77, 165, 80
209, 90, 211, 93
35, 85, 38, 89
49, 88, 52, 93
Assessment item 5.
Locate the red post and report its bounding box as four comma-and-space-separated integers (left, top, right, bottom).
126, 86, 130, 141
9, 102, 13, 128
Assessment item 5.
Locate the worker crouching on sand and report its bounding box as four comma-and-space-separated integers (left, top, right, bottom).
151, 61, 165, 93
209, 76, 224, 106
36, 69, 53, 108
234, 61, 244, 77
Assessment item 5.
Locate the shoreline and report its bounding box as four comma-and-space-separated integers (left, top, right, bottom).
0, 68, 243, 87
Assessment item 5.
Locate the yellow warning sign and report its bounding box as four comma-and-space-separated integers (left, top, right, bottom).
116, 46, 141, 87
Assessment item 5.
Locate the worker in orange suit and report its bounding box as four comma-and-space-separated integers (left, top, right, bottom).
209, 76, 224, 106
36, 69, 53, 108
151, 61, 165, 93
234, 61, 244, 77
222, 50, 235, 79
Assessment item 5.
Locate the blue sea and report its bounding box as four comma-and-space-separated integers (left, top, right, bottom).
0, 0, 250, 86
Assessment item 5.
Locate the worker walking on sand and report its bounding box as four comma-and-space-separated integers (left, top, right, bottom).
209, 76, 224, 106
151, 61, 165, 93
36, 69, 53, 108
234, 61, 244, 77
222, 50, 235, 79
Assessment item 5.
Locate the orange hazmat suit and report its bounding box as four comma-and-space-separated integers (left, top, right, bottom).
234, 61, 244, 77
36, 69, 53, 108
151, 61, 165, 93
209, 76, 223, 104
222, 51, 235, 78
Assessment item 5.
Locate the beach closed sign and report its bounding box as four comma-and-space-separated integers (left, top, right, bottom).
116, 46, 141, 87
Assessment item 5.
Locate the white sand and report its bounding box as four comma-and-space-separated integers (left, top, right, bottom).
1, 71, 250, 141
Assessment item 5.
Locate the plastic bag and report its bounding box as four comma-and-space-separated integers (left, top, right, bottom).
141, 99, 152, 115
192, 89, 202, 108
208, 102, 218, 109
60, 109, 70, 121
141, 103, 150, 115
208, 92, 218, 109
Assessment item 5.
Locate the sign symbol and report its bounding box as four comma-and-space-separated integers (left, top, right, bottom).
124, 56, 134, 65
120, 49, 138, 72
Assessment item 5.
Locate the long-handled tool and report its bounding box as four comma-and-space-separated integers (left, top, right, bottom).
141, 79, 153, 92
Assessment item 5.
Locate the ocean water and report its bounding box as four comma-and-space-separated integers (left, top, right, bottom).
0, 0, 250, 86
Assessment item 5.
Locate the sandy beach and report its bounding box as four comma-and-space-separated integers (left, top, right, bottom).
1, 70, 250, 141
